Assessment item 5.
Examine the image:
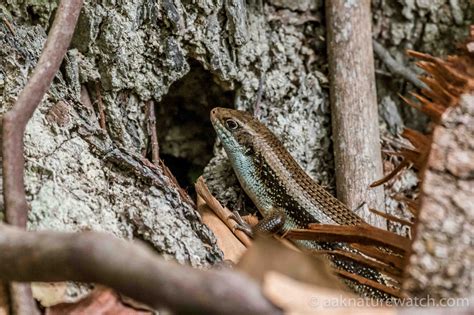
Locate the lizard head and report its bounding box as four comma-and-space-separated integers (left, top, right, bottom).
210, 107, 261, 158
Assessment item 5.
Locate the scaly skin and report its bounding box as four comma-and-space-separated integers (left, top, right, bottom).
210, 107, 394, 299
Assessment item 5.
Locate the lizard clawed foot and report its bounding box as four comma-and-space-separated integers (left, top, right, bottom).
228, 210, 254, 238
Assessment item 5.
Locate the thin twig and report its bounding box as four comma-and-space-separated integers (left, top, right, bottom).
334, 269, 403, 298
77, 124, 196, 208
0, 224, 281, 315
195, 176, 253, 247
95, 82, 107, 130
312, 249, 403, 280
253, 73, 265, 117
369, 208, 413, 227
1, 17, 15, 36
77, 90, 195, 208
2, 0, 83, 225
373, 40, 427, 90
370, 159, 410, 188
351, 244, 405, 270
286, 224, 411, 253
1, 0, 84, 312
146, 100, 159, 166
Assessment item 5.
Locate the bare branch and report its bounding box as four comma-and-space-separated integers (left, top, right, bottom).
0, 224, 281, 315
1, 1, 84, 312
196, 177, 253, 247
326, 0, 386, 227
94, 82, 107, 130
286, 224, 410, 253
146, 100, 160, 166
369, 208, 413, 227
335, 269, 402, 298
352, 243, 405, 270
373, 40, 427, 90
2, 0, 83, 226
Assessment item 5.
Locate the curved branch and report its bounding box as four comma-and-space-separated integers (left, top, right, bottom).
287, 224, 410, 253
1, 1, 83, 313
2, 0, 84, 227
0, 224, 281, 315
373, 40, 427, 90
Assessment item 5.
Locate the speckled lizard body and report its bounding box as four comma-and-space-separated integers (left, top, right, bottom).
210, 107, 392, 299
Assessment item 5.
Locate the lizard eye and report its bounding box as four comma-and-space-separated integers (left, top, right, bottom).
225, 119, 239, 130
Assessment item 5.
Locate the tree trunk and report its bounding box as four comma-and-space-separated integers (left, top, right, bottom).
326, 0, 386, 228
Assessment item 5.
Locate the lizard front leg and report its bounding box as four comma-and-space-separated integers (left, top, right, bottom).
230, 207, 287, 238
253, 207, 286, 235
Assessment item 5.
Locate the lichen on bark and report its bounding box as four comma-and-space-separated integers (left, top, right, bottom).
404, 94, 474, 298
1, 0, 226, 285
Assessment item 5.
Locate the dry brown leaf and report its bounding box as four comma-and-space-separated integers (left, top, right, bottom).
119, 295, 155, 313
263, 271, 395, 315
195, 176, 253, 247
46, 287, 152, 315
197, 195, 246, 263
32, 282, 71, 307
238, 236, 343, 290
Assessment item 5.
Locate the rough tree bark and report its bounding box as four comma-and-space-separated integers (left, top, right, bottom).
372, 0, 472, 235
2, 0, 84, 312
403, 94, 474, 298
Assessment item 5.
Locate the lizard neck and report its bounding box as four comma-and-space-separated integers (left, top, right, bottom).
222, 141, 274, 215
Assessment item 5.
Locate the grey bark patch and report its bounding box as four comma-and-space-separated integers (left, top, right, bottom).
403, 95, 474, 298
1, 2, 224, 302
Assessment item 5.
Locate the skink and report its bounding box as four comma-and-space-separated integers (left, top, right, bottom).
210, 107, 393, 299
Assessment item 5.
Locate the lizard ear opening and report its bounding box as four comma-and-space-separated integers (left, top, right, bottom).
244, 146, 254, 156
237, 132, 255, 156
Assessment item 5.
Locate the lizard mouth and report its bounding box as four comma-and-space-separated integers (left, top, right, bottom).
210, 107, 224, 125
210, 107, 230, 142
